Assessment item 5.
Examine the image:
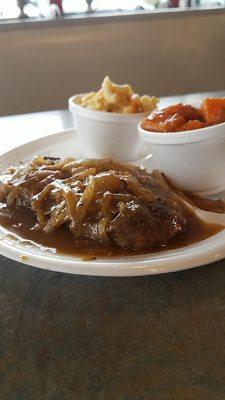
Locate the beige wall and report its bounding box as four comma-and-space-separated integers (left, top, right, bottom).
0, 9, 224, 116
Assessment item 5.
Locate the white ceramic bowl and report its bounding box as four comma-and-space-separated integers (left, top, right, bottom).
69, 95, 147, 162
138, 121, 225, 195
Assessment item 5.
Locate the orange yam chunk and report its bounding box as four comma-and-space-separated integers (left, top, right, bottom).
201, 98, 225, 124
164, 104, 203, 121
175, 120, 207, 132
141, 110, 185, 132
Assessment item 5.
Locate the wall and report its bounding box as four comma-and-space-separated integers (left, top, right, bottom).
0, 9, 224, 116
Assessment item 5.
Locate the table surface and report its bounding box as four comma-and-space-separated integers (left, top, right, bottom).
1, 91, 225, 400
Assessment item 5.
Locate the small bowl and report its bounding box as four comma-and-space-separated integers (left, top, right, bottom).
138, 121, 225, 195
68, 95, 147, 162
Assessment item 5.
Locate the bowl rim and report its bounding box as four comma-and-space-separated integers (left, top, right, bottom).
138, 120, 225, 144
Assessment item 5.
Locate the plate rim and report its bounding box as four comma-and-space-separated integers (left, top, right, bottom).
0, 128, 225, 277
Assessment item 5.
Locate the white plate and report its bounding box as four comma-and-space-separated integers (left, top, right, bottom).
0, 129, 225, 277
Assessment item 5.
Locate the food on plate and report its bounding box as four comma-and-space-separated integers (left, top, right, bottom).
0, 157, 223, 257
75, 76, 158, 114
141, 98, 225, 132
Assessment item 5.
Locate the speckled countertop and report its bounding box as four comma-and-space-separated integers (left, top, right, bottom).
1, 256, 225, 399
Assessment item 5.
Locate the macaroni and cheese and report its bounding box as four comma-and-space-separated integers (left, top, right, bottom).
75, 76, 158, 114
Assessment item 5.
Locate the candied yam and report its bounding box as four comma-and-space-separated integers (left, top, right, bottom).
141, 99, 225, 133
141, 110, 185, 132
146, 110, 166, 123
158, 114, 186, 132
201, 98, 225, 124
175, 120, 207, 132
163, 104, 203, 121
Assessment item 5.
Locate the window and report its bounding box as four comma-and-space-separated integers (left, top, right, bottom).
0, 0, 224, 21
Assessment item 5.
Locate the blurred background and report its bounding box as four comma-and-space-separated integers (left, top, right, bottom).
0, 0, 224, 115
1, 0, 224, 19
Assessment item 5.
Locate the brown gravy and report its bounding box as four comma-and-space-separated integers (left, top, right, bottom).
183, 192, 225, 214
0, 205, 223, 258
